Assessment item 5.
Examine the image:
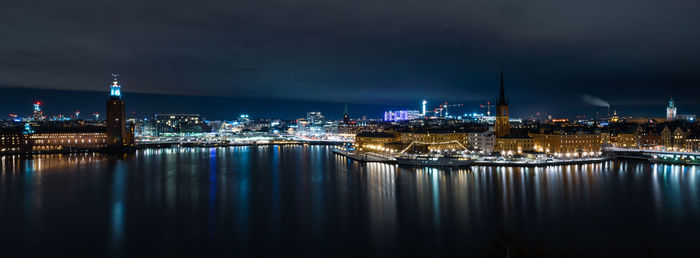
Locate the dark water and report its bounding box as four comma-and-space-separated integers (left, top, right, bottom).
1, 146, 698, 257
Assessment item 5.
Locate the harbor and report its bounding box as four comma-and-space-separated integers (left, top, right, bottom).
333, 148, 613, 167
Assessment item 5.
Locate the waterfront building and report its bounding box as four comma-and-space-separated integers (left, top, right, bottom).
106, 74, 127, 146
354, 131, 399, 151
26, 126, 108, 151
661, 126, 690, 151
685, 132, 700, 152
601, 130, 639, 148
154, 114, 203, 136
0, 76, 135, 153
612, 133, 638, 148
399, 131, 469, 152
494, 136, 534, 156
0, 128, 25, 152
530, 130, 602, 156
0, 126, 108, 153
638, 129, 663, 149
468, 131, 496, 154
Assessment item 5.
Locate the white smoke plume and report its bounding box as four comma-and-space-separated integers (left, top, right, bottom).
581, 94, 610, 108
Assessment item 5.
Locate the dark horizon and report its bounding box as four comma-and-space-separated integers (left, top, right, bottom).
0, 86, 694, 121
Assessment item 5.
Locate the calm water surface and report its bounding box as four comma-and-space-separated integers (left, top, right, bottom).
1, 146, 698, 257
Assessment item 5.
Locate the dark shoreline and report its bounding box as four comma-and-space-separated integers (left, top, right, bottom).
0, 141, 346, 157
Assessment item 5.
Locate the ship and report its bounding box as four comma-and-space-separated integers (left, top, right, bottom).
396, 156, 473, 167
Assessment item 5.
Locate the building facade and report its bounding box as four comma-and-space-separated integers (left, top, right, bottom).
354, 132, 399, 151
495, 137, 534, 155
399, 132, 469, 152
384, 110, 421, 122
667, 98, 677, 121
154, 114, 203, 136
1, 126, 108, 153
0, 128, 25, 153
530, 131, 602, 156
661, 126, 689, 151
306, 112, 325, 125
468, 131, 496, 154
27, 127, 108, 151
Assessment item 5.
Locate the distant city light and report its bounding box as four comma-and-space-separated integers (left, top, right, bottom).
384, 110, 421, 121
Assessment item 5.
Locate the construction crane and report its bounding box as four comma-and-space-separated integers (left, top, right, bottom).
440, 102, 464, 117
433, 107, 444, 117
480, 101, 495, 116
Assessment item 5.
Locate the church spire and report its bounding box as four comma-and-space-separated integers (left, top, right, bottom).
342, 99, 350, 124
498, 69, 507, 105
344, 99, 349, 115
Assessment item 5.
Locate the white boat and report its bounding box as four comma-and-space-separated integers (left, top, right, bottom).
396, 156, 473, 167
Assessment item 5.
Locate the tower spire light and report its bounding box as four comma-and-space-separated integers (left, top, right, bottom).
110, 73, 122, 99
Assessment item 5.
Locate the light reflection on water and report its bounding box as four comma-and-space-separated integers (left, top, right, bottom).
0, 146, 699, 257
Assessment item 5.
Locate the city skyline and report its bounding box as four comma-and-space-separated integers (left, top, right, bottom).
0, 81, 696, 121
3, 1, 700, 256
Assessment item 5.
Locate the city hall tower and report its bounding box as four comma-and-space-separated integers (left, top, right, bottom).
106, 74, 127, 146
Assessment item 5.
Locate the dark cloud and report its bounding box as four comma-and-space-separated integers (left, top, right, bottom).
1, 0, 699, 117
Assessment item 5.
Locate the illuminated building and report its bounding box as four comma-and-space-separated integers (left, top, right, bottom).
530, 130, 602, 155
307, 112, 325, 125
0, 126, 108, 153
0, 128, 25, 152
610, 110, 620, 123
399, 132, 469, 152
638, 129, 662, 148
685, 133, 700, 152
495, 70, 510, 137
154, 114, 203, 136
384, 110, 421, 121
422, 100, 427, 117
32, 102, 45, 121
660, 126, 689, 151
468, 131, 495, 154
495, 136, 534, 155
667, 98, 677, 121
355, 132, 399, 151
106, 74, 128, 146
609, 132, 638, 148
26, 127, 108, 151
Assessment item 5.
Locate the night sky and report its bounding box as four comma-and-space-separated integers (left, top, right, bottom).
1, 0, 699, 119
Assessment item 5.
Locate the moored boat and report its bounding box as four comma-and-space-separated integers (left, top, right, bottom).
396, 156, 472, 167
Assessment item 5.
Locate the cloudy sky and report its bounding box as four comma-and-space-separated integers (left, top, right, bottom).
1, 0, 698, 118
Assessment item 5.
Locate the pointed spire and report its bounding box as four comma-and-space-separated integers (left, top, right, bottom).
498, 69, 507, 105
344, 99, 349, 115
